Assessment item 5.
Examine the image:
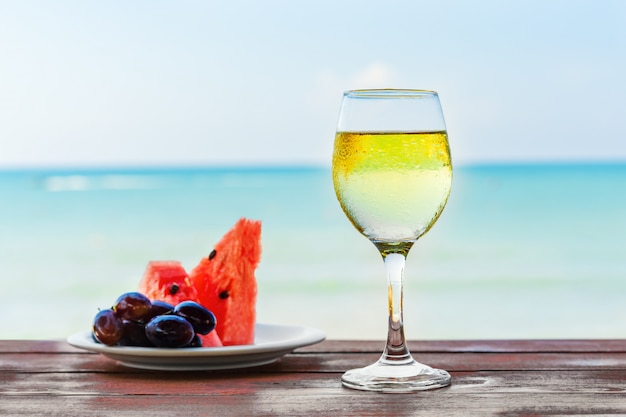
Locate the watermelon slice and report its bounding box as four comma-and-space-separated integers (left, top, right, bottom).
198, 330, 223, 348
189, 218, 262, 346
138, 261, 198, 306
138, 261, 223, 347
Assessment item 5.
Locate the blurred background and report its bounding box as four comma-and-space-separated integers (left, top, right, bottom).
1, 0, 625, 340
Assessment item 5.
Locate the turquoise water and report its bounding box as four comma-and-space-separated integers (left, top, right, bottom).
1, 163, 625, 340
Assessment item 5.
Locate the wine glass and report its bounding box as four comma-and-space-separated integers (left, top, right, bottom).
332, 89, 452, 392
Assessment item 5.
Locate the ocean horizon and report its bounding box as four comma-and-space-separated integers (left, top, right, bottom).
1, 161, 625, 341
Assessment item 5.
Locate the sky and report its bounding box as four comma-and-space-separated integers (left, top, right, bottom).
1, 0, 625, 168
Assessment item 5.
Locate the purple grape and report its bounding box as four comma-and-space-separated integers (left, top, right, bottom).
144, 300, 175, 322
92, 309, 123, 346
113, 292, 152, 322
174, 301, 217, 335
186, 334, 203, 348
145, 315, 195, 348
120, 319, 153, 347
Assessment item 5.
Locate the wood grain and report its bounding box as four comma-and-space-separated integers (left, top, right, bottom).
2, 339, 626, 416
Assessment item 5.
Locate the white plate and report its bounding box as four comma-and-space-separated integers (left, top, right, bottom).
67, 323, 325, 371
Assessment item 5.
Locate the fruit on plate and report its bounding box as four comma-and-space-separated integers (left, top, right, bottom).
189, 218, 262, 346
92, 218, 262, 348
138, 261, 198, 306
144, 315, 195, 348
113, 291, 152, 322
137, 262, 223, 347
92, 309, 123, 346
175, 301, 218, 335
91, 292, 220, 348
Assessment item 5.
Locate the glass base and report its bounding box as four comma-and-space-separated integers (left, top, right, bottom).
341, 359, 451, 393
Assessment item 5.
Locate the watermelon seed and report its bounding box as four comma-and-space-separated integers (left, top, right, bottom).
219, 290, 229, 299
208, 250, 217, 260
169, 284, 180, 295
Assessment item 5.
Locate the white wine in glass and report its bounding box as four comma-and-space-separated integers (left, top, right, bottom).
332, 89, 452, 392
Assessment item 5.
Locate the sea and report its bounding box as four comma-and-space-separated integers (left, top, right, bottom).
1, 162, 625, 341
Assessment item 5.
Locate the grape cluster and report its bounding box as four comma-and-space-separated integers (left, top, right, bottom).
92, 292, 217, 348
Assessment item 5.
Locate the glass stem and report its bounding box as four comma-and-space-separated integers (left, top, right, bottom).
381, 252, 413, 364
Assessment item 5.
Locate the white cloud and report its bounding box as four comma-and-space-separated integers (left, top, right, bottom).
349, 62, 396, 90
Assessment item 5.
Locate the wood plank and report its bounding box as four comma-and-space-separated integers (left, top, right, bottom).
2, 370, 626, 395
304, 339, 626, 353
3, 395, 626, 417
2, 373, 626, 417
0, 340, 81, 354
0, 392, 626, 417
3, 339, 626, 354
3, 351, 626, 374
3, 340, 626, 416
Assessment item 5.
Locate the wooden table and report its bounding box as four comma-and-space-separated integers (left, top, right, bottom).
2, 339, 626, 416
